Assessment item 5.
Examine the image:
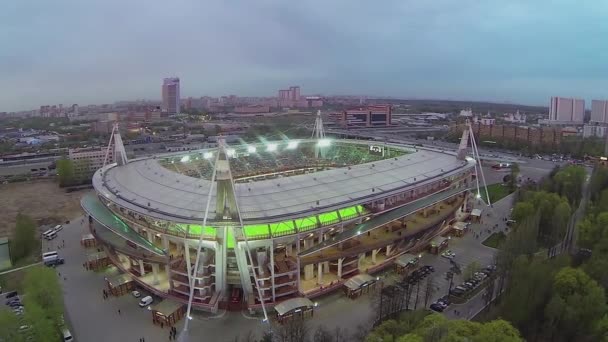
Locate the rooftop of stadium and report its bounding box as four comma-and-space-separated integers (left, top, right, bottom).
93, 139, 475, 224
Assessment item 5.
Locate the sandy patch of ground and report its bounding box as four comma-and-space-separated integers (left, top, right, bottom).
0, 180, 90, 237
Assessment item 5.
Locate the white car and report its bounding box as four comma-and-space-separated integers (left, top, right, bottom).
132, 290, 141, 298
441, 250, 456, 259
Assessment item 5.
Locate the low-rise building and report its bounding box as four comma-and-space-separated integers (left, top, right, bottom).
68, 147, 114, 180
503, 110, 527, 124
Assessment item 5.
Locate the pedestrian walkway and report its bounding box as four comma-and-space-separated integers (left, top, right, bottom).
0, 261, 41, 275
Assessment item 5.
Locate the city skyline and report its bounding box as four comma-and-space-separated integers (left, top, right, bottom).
2, 1, 608, 112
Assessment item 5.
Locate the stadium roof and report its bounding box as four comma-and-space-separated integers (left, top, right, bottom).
93, 140, 475, 224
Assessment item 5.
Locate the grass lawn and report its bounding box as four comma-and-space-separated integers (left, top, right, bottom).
477, 183, 513, 203
482, 232, 507, 248
0, 268, 28, 293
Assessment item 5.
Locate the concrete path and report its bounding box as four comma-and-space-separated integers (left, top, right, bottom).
0, 262, 41, 276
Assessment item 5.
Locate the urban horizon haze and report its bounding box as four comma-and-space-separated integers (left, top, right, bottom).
2, 1, 608, 111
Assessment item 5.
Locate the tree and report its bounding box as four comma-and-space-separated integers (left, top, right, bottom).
23, 266, 64, 328
313, 325, 334, 342
544, 267, 606, 341
463, 261, 480, 281
510, 202, 535, 224
508, 163, 520, 191
56, 158, 75, 187
473, 319, 524, 342
11, 213, 38, 263
550, 201, 571, 245
553, 166, 586, 205
366, 311, 523, 342
23, 302, 60, 342
0, 310, 25, 342
275, 319, 309, 342
497, 256, 568, 338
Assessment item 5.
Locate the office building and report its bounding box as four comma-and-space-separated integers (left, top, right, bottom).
548, 97, 584, 123
341, 105, 392, 127
162, 77, 180, 115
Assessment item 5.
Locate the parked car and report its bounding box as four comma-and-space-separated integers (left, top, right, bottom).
139, 296, 153, 307
441, 250, 456, 259
438, 296, 451, 306
5, 291, 18, 298
450, 288, 465, 296
430, 303, 445, 312
44, 258, 65, 267
8, 302, 23, 309
6, 298, 21, 305
62, 328, 74, 342
132, 290, 141, 298
455, 285, 467, 292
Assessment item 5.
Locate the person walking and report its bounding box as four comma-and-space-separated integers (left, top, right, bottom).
118, 309, 121, 315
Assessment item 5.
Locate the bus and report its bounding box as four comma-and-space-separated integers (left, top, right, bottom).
42, 230, 57, 240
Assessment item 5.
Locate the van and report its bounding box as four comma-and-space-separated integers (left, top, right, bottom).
54, 224, 63, 232
43, 251, 59, 264
42, 230, 57, 240
139, 296, 153, 307
61, 328, 73, 341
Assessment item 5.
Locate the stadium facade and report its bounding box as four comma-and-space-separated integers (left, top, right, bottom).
82, 135, 477, 312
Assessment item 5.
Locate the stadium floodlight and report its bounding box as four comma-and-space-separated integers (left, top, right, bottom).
226, 148, 236, 158
203, 152, 213, 159
181, 155, 190, 163
247, 146, 257, 153
286, 140, 299, 150
317, 139, 331, 147
266, 143, 278, 152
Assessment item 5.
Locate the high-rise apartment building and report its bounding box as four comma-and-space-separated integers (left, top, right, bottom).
162, 77, 180, 115
591, 100, 608, 124
548, 97, 584, 123
289, 86, 300, 101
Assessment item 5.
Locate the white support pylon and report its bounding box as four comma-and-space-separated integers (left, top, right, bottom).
311, 110, 326, 159
103, 122, 128, 167
467, 120, 491, 206
181, 140, 270, 342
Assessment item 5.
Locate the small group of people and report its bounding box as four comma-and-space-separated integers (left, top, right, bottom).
102, 289, 110, 299
168, 326, 178, 340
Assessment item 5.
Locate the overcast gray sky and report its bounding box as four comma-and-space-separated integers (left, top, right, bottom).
2, 0, 608, 111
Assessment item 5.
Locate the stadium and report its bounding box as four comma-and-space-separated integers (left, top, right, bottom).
82, 128, 477, 314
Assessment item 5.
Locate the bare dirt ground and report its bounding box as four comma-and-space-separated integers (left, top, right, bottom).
0, 180, 90, 237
